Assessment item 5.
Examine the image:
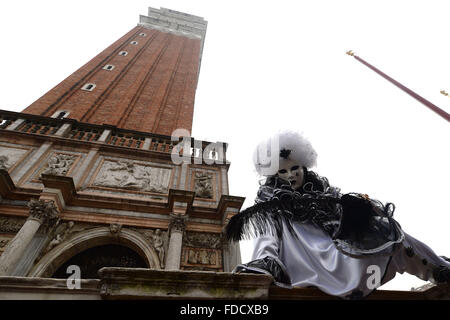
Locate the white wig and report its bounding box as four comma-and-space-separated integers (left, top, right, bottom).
253, 130, 317, 176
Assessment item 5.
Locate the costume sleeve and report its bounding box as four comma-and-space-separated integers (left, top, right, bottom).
233, 234, 291, 285
384, 232, 450, 285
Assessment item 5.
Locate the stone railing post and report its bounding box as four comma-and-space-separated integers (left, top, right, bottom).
5, 118, 25, 131
0, 199, 59, 276
98, 129, 112, 143
165, 216, 187, 270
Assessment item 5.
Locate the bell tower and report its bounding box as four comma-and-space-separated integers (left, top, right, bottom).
0, 7, 244, 283
22, 8, 207, 136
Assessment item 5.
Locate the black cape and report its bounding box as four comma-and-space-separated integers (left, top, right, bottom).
225, 169, 405, 257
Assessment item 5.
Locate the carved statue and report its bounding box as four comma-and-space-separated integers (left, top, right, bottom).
42, 154, 76, 176
152, 229, 165, 268
194, 172, 213, 198
139, 228, 168, 269
44, 221, 75, 253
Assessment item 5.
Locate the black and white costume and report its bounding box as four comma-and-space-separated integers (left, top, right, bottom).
226, 131, 450, 299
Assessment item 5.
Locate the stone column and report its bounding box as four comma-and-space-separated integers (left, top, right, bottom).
0, 199, 59, 276
165, 216, 186, 270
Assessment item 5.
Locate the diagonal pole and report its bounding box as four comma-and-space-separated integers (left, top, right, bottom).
346, 50, 450, 122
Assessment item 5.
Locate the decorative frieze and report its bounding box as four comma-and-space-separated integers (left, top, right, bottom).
0, 216, 26, 233
181, 247, 222, 271
187, 248, 218, 265
181, 231, 223, 271
183, 231, 222, 249
93, 159, 171, 193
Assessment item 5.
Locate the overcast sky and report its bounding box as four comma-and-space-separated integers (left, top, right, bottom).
0, 1, 449, 291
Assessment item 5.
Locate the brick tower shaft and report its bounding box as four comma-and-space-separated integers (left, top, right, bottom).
22, 8, 207, 136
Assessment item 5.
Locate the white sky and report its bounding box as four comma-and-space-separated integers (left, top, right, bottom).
0, 1, 449, 291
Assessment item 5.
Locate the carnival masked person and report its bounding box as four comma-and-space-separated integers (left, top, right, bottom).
225, 131, 450, 299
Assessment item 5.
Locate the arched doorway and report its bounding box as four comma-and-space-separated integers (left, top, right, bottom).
51, 244, 147, 279
29, 227, 161, 278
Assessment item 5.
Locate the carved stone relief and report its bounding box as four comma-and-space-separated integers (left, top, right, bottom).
93, 160, 171, 193
109, 223, 122, 236
0, 237, 11, 256
0, 216, 26, 233
0, 146, 28, 171
139, 228, 168, 269
193, 171, 213, 199
42, 221, 75, 255
0, 239, 9, 248
184, 232, 222, 249
187, 248, 217, 265
35, 222, 99, 263
181, 247, 222, 270
0, 155, 8, 171
41, 153, 77, 176
181, 231, 222, 270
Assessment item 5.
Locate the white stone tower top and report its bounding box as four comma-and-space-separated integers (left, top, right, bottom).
139, 7, 207, 66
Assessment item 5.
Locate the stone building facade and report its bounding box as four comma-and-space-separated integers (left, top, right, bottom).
0, 7, 244, 284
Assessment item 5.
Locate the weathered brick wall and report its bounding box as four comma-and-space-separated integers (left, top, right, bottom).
22, 26, 201, 136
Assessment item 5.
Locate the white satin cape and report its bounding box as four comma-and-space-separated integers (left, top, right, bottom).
236, 221, 450, 298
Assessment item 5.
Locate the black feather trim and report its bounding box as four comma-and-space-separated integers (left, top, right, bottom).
225, 198, 298, 242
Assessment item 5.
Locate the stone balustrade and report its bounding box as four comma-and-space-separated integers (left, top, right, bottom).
0, 109, 227, 164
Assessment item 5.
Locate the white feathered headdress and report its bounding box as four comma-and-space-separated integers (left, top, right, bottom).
253, 130, 317, 176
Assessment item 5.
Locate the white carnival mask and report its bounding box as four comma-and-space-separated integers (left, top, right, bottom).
277, 157, 305, 190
